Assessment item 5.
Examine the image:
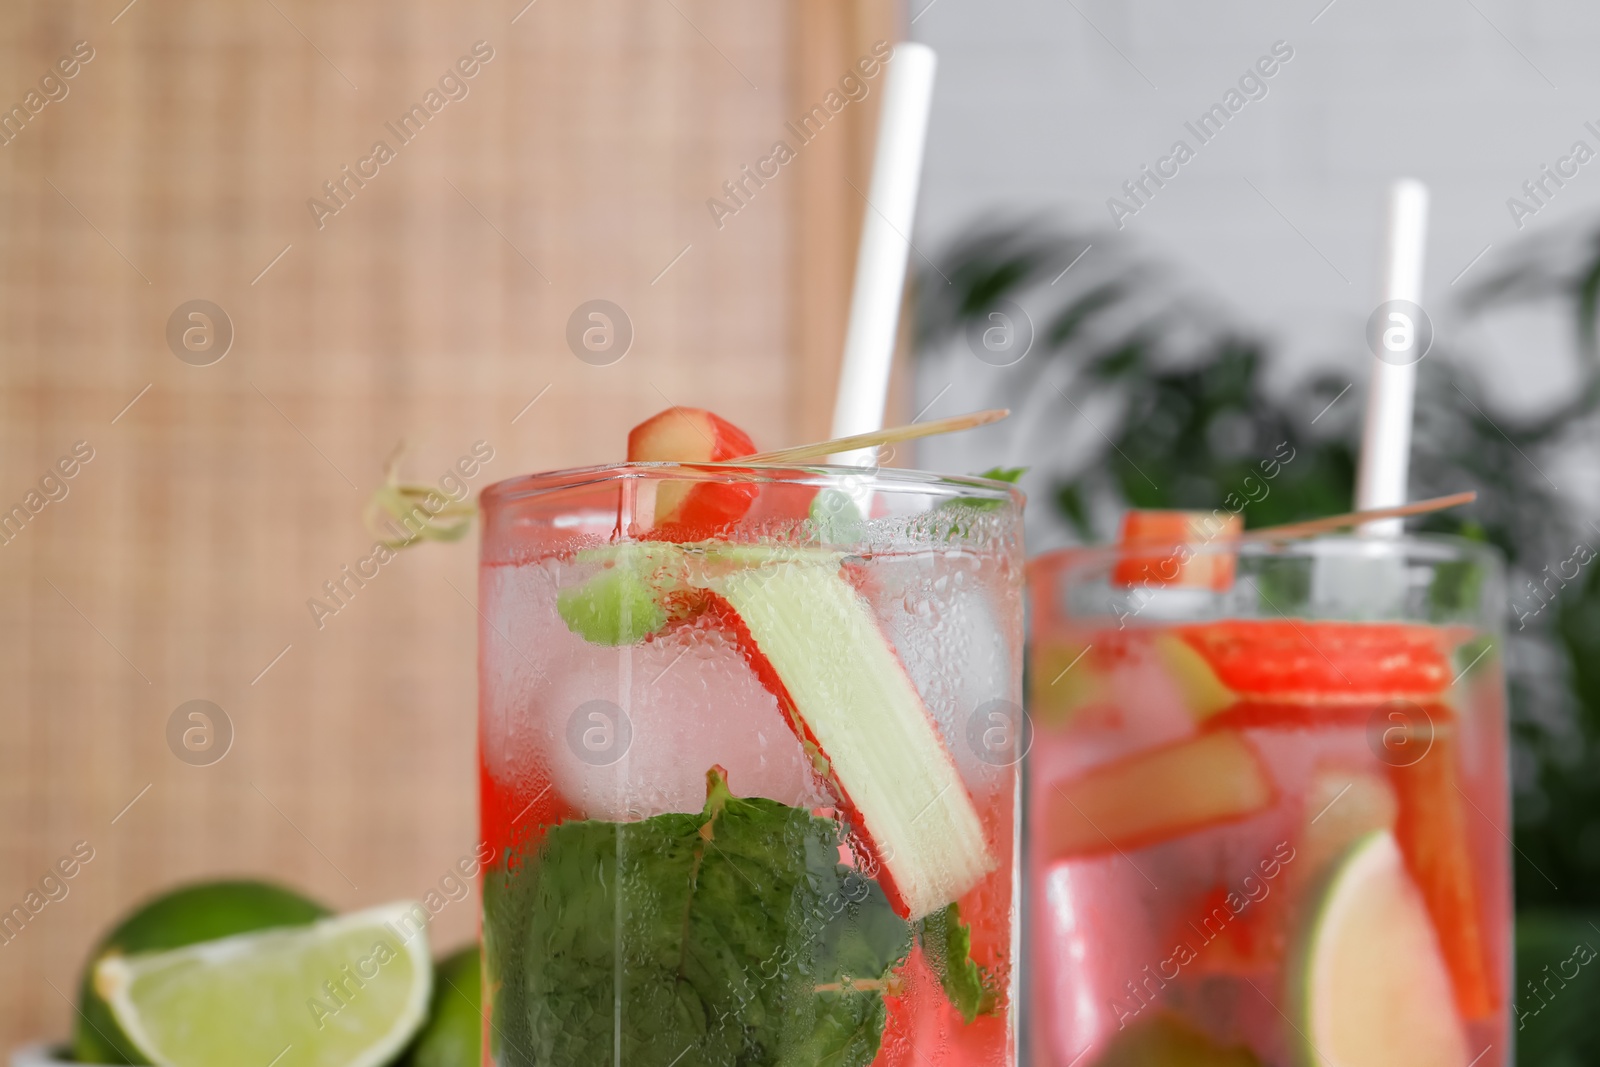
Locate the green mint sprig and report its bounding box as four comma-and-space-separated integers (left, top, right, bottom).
484, 768, 912, 1067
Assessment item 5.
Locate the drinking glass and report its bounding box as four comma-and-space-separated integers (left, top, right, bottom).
479, 462, 1025, 1066
1025, 535, 1510, 1067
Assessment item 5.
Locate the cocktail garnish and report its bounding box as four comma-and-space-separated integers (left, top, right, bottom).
1113, 509, 1241, 590
627, 407, 761, 533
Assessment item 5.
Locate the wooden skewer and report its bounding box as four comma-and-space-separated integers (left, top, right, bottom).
1239, 491, 1477, 543
738, 409, 1010, 466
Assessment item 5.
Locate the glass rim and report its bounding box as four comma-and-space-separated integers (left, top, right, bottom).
1029, 530, 1503, 579
479, 461, 1026, 509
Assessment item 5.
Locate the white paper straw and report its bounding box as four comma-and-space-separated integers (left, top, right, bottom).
1355, 179, 1430, 536
830, 42, 938, 465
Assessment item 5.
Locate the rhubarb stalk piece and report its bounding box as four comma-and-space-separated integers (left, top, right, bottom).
708, 560, 995, 921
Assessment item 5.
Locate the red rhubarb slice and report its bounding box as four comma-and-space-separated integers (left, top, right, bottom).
627, 407, 759, 535
1044, 732, 1273, 860
1112, 509, 1241, 590
1388, 728, 1496, 1019
1177, 620, 1453, 706
705, 559, 995, 920
1200, 701, 1381, 732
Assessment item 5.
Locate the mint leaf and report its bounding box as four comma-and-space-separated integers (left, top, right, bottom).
555, 544, 687, 645
556, 566, 666, 644
484, 768, 912, 1067
915, 902, 998, 1024
938, 467, 1028, 514
808, 488, 865, 544
978, 466, 1027, 485
779, 993, 889, 1067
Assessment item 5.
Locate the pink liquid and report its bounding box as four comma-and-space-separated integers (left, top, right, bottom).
1025, 621, 1511, 1067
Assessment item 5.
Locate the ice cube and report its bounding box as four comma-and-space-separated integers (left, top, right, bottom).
481, 560, 814, 822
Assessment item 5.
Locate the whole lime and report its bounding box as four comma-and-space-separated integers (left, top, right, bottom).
402, 944, 481, 1067
73, 879, 329, 1064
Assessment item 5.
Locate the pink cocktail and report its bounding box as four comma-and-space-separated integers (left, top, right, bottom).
1026, 532, 1511, 1067
478, 463, 1024, 1066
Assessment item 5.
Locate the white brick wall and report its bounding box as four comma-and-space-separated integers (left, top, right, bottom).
909, 0, 1600, 542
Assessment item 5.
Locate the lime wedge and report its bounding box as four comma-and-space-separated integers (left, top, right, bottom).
95, 901, 432, 1067
74, 879, 330, 1064
1297, 831, 1468, 1066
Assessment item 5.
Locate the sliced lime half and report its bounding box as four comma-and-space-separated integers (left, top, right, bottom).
95, 901, 432, 1067
1298, 830, 1468, 1066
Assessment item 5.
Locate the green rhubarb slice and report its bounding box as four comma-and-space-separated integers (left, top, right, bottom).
95, 902, 432, 1067
1044, 732, 1273, 860
1295, 831, 1468, 1067
1028, 640, 1107, 729
711, 560, 995, 920
1154, 633, 1236, 722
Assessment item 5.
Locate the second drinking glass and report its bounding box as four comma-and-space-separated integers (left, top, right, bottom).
1026, 530, 1510, 1067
